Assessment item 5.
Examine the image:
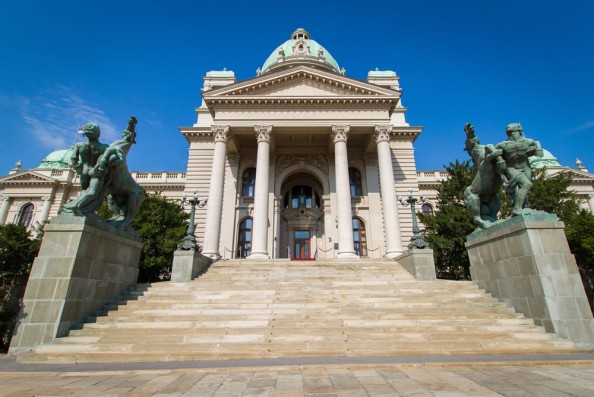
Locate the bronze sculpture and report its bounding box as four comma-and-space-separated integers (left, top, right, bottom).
463, 122, 543, 229
62, 116, 144, 230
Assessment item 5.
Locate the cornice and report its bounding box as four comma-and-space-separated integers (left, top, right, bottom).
204, 65, 401, 98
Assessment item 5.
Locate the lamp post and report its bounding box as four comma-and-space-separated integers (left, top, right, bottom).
177, 190, 208, 251
398, 189, 429, 250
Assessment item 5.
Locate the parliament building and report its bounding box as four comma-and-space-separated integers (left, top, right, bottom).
1, 29, 593, 261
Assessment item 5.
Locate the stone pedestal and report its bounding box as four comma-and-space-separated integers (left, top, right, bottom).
465, 213, 594, 345
396, 248, 437, 280
171, 250, 212, 282
9, 216, 143, 355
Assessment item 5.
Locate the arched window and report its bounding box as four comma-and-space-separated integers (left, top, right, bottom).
421, 203, 434, 216
352, 218, 368, 257
236, 217, 253, 258
241, 168, 256, 197
349, 168, 363, 196
283, 185, 320, 209
18, 203, 34, 228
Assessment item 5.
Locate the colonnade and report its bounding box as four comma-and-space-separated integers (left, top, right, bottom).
201, 124, 403, 260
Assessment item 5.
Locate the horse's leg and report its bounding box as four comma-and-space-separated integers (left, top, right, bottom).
120, 189, 144, 230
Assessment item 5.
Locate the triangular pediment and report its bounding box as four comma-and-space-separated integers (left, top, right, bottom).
0, 171, 57, 184
203, 65, 400, 100
546, 168, 594, 184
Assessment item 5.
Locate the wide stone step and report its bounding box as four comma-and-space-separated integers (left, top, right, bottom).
57, 329, 555, 347
20, 341, 583, 364
93, 310, 525, 323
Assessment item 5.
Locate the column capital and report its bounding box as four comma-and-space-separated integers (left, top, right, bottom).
254, 125, 273, 143
227, 154, 240, 166
212, 125, 230, 143
331, 125, 350, 143
374, 125, 392, 143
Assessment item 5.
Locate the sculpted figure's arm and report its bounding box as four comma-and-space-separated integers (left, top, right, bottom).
527, 139, 543, 158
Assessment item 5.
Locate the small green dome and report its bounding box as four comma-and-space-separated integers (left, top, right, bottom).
260, 28, 341, 75
529, 149, 562, 168
38, 148, 75, 169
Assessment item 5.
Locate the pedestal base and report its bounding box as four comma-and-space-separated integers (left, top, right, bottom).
9, 216, 143, 355
396, 248, 437, 280
171, 250, 212, 282
466, 213, 594, 345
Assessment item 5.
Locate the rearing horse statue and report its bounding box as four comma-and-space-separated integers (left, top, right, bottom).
62, 116, 144, 231
463, 123, 504, 229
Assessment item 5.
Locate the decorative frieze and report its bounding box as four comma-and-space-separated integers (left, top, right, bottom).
276, 154, 328, 175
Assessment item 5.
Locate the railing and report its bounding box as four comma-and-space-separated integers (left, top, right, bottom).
416, 170, 449, 180
131, 172, 187, 182
241, 196, 254, 205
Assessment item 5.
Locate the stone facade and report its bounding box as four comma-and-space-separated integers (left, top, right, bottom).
1, 29, 593, 261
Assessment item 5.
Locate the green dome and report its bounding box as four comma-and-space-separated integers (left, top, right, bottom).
529, 149, 562, 168
261, 28, 341, 75
38, 148, 75, 169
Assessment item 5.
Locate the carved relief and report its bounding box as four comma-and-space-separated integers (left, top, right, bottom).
276, 154, 328, 175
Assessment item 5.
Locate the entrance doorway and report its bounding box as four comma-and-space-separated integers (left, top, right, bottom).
292, 230, 312, 260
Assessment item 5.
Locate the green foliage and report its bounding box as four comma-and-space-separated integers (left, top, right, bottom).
527, 168, 582, 222
565, 211, 594, 307
0, 224, 40, 279
0, 224, 41, 351
131, 193, 188, 283
419, 160, 476, 280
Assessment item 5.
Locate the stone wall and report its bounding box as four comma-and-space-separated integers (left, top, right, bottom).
9, 216, 142, 354
466, 213, 594, 345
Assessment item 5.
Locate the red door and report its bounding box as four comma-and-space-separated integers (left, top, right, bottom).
293, 230, 311, 259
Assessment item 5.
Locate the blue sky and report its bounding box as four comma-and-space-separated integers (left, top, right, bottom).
1, 0, 593, 174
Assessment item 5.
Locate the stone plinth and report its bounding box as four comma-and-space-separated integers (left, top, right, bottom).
171, 250, 212, 282
465, 212, 594, 345
9, 216, 143, 355
396, 248, 437, 280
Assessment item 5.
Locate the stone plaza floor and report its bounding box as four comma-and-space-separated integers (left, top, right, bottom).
2, 353, 594, 396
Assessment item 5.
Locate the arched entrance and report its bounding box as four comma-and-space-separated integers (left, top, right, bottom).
279, 172, 324, 259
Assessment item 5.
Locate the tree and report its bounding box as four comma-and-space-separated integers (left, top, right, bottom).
130, 193, 189, 283
419, 160, 476, 280
564, 211, 594, 308
0, 224, 41, 351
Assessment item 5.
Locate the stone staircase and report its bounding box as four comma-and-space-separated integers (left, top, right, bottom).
18, 259, 586, 363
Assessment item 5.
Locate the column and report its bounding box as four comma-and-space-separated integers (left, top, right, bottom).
39, 196, 53, 224
375, 125, 404, 257
588, 195, 594, 214
332, 125, 358, 258
0, 196, 11, 224
248, 125, 273, 259
202, 125, 230, 260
